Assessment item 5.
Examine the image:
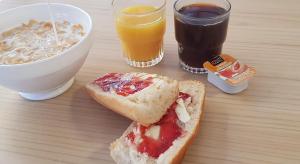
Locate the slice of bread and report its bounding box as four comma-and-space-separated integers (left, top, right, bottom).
86, 72, 179, 126
110, 81, 205, 164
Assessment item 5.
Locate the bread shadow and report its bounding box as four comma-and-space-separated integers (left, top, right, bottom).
69, 84, 131, 139
66, 82, 131, 161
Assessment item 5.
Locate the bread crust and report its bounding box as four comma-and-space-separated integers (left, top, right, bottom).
170, 82, 205, 164
86, 73, 179, 126
110, 80, 206, 164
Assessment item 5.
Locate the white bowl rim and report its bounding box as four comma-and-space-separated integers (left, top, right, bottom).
0, 2, 93, 68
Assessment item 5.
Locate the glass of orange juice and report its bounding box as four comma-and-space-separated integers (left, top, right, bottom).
113, 0, 166, 67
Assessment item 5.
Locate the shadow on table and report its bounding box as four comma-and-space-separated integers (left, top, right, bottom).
67, 83, 131, 162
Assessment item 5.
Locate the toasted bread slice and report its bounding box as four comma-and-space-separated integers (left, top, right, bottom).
86, 72, 179, 126
110, 81, 205, 164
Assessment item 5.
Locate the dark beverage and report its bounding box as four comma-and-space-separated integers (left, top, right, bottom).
174, 2, 230, 73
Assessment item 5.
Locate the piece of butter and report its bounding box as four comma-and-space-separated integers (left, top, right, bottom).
184, 97, 192, 107
110, 87, 116, 94
129, 85, 136, 90
145, 125, 160, 140
175, 98, 191, 123
132, 125, 143, 145
135, 135, 143, 145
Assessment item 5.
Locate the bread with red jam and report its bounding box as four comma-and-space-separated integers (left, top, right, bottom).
110, 81, 205, 164
86, 72, 179, 126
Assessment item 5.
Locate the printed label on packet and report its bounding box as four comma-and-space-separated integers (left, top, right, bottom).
203, 54, 256, 85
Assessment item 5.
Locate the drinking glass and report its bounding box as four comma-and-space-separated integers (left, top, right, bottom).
113, 0, 166, 68
174, 0, 231, 73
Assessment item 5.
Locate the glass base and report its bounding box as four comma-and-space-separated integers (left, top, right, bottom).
180, 60, 207, 74
124, 51, 164, 68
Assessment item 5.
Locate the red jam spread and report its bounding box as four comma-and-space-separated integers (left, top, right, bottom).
93, 73, 153, 96
127, 92, 191, 158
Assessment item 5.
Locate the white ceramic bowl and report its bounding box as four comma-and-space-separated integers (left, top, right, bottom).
0, 3, 93, 100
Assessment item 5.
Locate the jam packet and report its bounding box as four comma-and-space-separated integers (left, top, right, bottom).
203, 54, 256, 94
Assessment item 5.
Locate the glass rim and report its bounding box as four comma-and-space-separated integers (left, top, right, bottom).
112, 0, 166, 17
173, 0, 231, 21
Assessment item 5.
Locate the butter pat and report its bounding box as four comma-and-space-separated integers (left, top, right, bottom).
175, 98, 191, 123
184, 97, 192, 107
129, 85, 136, 90
145, 125, 160, 140
132, 125, 143, 144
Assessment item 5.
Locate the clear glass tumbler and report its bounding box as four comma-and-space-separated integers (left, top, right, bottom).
113, 0, 166, 68
174, 0, 231, 73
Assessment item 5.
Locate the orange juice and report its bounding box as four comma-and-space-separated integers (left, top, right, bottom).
116, 5, 166, 62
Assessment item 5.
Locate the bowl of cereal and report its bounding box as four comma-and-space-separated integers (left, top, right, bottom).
0, 3, 93, 100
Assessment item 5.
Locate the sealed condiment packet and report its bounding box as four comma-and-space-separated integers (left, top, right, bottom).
203, 54, 256, 94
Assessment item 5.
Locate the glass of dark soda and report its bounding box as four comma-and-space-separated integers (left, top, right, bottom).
174, 0, 231, 74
